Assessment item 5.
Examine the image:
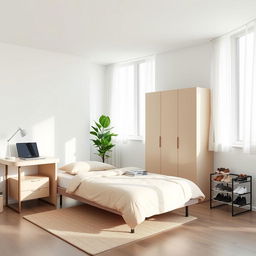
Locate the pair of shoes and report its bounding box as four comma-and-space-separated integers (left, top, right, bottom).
214, 193, 224, 201
224, 185, 232, 192
215, 183, 225, 190
215, 183, 232, 192
234, 174, 248, 182
216, 168, 230, 174
214, 193, 231, 202
223, 195, 232, 202
234, 186, 247, 194
221, 175, 232, 183
233, 196, 247, 206
214, 175, 224, 181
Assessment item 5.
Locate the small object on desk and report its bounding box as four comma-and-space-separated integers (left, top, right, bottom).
5, 127, 26, 159
16, 142, 45, 160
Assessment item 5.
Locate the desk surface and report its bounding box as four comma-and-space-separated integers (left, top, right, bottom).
0, 157, 59, 167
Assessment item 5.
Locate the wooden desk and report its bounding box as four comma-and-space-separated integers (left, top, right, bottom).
0, 157, 59, 213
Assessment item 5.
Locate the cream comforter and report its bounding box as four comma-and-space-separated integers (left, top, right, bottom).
66, 168, 205, 228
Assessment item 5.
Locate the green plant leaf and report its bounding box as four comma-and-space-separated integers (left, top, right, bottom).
91, 126, 98, 133
99, 115, 110, 128
95, 122, 102, 130
99, 115, 106, 125
98, 133, 104, 139
105, 136, 111, 143
90, 131, 97, 136
92, 139, 101, 146
101, 138, 109, 145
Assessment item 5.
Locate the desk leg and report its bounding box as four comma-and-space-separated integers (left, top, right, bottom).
18, 167, 21, 213
5, 165, 8, 206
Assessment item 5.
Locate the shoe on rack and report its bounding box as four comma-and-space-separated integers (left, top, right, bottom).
234, 186, 247, 194
216, 168, 223, 174
234, 174, 248, 182
224, 185, 232, 192
217, 168, 230, 174
214, 193, 224, 201
234, 186, 242, 193
215, 183, 225, 190
226, 195, 232, 202
234, 196, 246, 206
214, 175, 224, 181
222, 175, 232, 183
221, 175, 227, 182
223, 195, 232, 203
233, 196, 242, 205
241, 197, 247, 206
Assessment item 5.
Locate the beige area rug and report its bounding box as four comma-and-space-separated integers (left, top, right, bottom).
24, 204, 196, 255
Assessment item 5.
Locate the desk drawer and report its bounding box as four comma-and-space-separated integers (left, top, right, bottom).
8, 176, 50, 201
21, 187, 49, 201
21, 177, 49, 191
9, 176, 49, 191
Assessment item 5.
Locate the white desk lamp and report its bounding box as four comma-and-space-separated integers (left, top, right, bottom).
6, 128, 27, 160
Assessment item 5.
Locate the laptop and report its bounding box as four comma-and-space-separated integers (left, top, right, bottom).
16, 142, 45, 160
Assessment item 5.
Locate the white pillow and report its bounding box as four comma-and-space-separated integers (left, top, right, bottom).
59, 161, 115, 175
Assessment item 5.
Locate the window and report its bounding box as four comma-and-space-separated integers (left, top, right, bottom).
110, 58, 155, 140
235, 31, 255, 144
210, 23, 256, 153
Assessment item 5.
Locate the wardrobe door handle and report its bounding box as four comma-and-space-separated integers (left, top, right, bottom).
177, 137, 179, 149
159, 136, 161, 147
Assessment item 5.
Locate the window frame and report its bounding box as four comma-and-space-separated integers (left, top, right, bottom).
232, 28, 255, 147
116, 57, 154, 141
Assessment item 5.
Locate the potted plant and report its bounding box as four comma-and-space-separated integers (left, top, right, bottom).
90, 115, 117, 163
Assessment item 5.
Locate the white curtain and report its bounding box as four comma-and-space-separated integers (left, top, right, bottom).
209, 35, 235, 152
106, 58, 155, 166
210, 22, 256, 153
242, 24, 256, 153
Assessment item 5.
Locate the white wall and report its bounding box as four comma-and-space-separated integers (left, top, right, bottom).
89, 64, 107, 161
155, 43, 211, 90
0, 42, 102, 196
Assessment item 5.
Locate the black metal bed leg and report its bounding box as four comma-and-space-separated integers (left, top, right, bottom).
131, 228, 135, 233
59, 195, 63, 208
185, 206, 189, 217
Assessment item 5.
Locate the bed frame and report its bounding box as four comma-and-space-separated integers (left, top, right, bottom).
57, 186, 199, 233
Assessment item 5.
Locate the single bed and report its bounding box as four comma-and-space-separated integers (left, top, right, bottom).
57, 168, 204, 233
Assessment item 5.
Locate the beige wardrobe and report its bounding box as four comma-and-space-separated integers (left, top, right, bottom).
145, 87, 213, 198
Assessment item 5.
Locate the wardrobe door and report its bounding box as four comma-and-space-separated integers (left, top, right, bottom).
178, 88, 197, 182
145, 92, 161, 173
160, 90, 178, 176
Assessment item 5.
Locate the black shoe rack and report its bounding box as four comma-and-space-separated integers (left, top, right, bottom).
210, 173, 252, 216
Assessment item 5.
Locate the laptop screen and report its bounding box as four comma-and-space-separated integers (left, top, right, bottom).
16, 143, 39, 158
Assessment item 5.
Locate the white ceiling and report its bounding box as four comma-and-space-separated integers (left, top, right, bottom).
0, 0, 256, 64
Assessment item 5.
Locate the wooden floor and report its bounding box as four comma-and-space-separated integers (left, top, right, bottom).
1, 199, 256, 256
